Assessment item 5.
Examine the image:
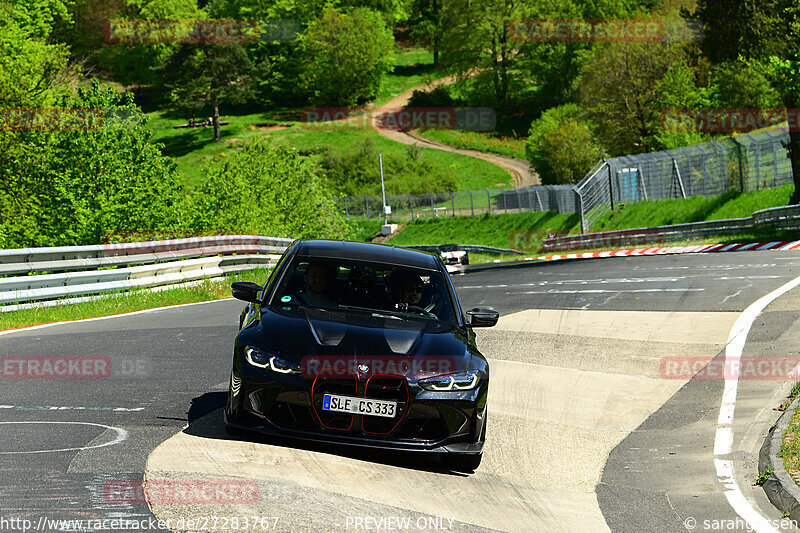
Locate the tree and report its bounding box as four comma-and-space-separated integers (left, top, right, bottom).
0, 0, 74, 108
438, 0, 534, 110
191, 139, 353, 239
301, 7, 395, 107
156, 43, 254, 141
579, 42, 683, 155
526, 104, 603, 184
0, 82, 186, 247
539, 119, 603, 184
409, 0, 449, 67
694, 0, 800, 203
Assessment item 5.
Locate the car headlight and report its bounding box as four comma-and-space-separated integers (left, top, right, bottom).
245, 346, 300, 374
419, 370, 482, 391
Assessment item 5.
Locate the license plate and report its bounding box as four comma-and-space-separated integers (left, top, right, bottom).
322, 394, 397, 418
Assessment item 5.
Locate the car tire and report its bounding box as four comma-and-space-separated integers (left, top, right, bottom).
443, 452, 482, 472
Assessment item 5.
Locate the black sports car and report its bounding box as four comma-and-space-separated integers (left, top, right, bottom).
224, 240, 499, 471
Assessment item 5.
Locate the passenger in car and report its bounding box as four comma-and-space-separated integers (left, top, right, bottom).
388, 271, 426, 308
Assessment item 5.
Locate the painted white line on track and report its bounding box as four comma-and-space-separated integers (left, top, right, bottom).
0, 421, 127, 454
0, 298, 235, 337
714, 272, 800, 533
0, 405, 144, 411
512, 288, 704, 295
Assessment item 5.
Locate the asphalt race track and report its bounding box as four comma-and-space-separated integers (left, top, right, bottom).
3, 250, 800, 532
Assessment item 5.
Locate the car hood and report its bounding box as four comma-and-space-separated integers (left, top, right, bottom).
245, 306, 475, 378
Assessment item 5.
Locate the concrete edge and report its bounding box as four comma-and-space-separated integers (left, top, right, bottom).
759, 396, 800, 521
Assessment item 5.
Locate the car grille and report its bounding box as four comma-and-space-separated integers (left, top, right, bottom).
360, 375, 409, 435
310, 373, 359, 431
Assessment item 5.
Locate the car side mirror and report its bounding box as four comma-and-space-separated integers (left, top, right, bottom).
465, 307, 499, 327
231, 281, 262, 303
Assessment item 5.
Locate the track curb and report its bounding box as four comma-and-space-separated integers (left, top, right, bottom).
759, 396, 800, 522
456, 240, 800, 274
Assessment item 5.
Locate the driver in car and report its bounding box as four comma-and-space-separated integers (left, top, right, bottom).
298, 262, 337, 307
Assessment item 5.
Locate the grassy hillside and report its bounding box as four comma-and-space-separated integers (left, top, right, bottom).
357, 185, 796, 253
146, 48, 512, 191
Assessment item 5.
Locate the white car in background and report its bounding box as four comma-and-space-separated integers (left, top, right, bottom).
439, 244, 469, 267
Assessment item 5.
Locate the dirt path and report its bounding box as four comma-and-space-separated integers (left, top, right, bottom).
370, 77, 540, 188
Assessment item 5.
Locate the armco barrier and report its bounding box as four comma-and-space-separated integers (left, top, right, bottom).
0, 235, 293, 276
543, 205, 800, 252
0, 236, 291, 307
402, 244, 524, 255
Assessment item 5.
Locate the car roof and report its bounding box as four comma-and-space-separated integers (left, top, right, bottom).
293, 240, 441, 270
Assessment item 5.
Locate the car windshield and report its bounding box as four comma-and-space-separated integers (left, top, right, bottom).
271, 256, 458, 327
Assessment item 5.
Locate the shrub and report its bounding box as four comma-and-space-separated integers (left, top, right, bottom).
301, 7, 395, 107
191, 139, 353, 240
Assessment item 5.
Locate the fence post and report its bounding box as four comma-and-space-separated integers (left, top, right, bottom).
773, 139, 781, 185
732, 137, 744, 191
673, 158, 687, 199
606, 160, 614, 210
469, 191, 474, 216
429, 193, 434, 217
535, 191, 544, 211
637, 166, 648, 201
451, 192, 455, 216
576, 189, 586, 234
485, 189, 491, 214
364, 195, 368, 220
408, 194, 414, 220
344, 197, 349, 219
754, 146, 761, 190
516, 189, 523, 212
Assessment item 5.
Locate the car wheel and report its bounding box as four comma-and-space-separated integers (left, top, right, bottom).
443, 452, 482, 472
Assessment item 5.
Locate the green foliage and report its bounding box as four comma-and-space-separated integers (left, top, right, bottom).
301, 7, 395, 106
190, 138, 353, 239
526, 104, 602, 184
155, 42, 255, 140
319, 137, 458, 196
580, 42, 685, 154
406, 86, 459, 108
539, 119, 603, 184
0, 82, 186, 247
61, 0, 200, 87
712, 59, 782, 108
0, 0, 74, 108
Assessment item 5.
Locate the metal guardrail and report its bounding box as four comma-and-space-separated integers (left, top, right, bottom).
543, 205, 800, 252
0, 235, 292, 276
401, 244, 524, 255
0, 236, 292, 308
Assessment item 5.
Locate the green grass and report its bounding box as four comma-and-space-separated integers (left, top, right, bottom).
780, 387, 800, 476
147, 113, 511, 192
416, 129, 528, 159
375, 48, 439, 106
266, 127, 512, 191
385, 211, 580, 249
369, 184, 797, 257
0, 268, 271, 331
145, 47, 513, 191
590, 184, 794, 231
